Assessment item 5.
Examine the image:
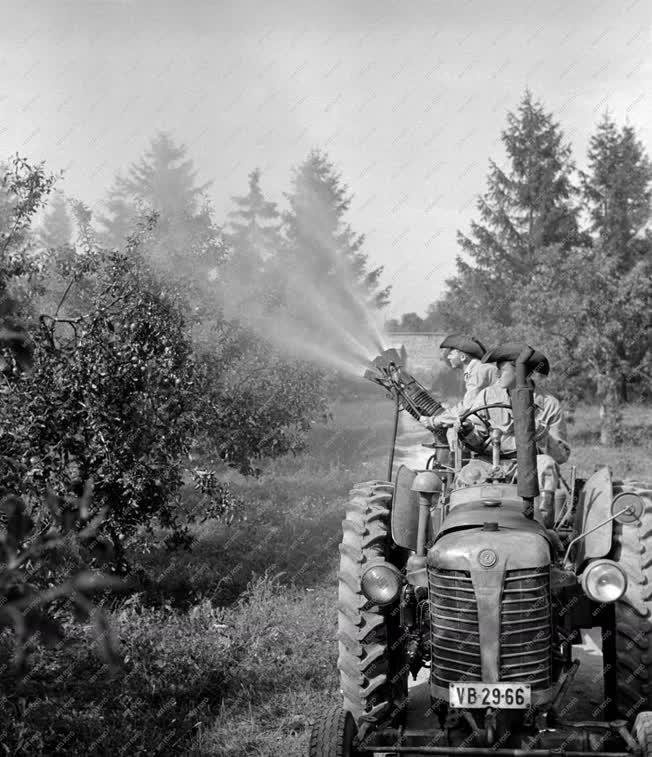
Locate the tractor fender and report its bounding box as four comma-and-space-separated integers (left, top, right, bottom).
574, 466, 614, 571
391, 465, 419, 550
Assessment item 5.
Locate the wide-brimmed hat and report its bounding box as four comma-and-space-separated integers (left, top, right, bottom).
439, 334, 486, 360
481, 342, 550, 376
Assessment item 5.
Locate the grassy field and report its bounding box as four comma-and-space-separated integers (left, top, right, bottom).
0, 398, 650, 755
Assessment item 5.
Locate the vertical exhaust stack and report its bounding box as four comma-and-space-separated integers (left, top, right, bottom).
511, 345, 540, 518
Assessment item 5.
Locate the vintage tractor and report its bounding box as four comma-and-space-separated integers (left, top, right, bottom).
309, 346, 652, 757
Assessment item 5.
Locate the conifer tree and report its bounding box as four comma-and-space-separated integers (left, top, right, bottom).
439, 91, 581, 335
97, 132, 225, 302
281, 149, 389, 309
39, 190, 73, 249
224, 168, 281, 282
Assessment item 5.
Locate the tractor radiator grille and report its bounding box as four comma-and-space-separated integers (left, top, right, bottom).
429, 567, 552, 690
429, 569, 482, 687
499, 567, 552, 689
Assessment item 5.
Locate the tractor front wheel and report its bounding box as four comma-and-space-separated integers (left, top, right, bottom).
634, 711, 652, 757
309, 706, 360, 757
337, 480, 408, 741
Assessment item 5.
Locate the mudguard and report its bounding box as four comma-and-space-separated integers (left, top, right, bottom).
391, 465, 418, 550
574, 466, 613, 571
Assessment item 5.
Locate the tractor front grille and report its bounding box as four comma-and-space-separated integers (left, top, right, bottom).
499, 567, 552, 688
429, 566, 552, 690
429, 569, 482, 687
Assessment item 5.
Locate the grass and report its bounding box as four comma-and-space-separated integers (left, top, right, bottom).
1, 398, 650, 755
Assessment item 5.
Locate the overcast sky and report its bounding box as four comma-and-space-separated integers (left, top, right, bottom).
2, 0, 650, 317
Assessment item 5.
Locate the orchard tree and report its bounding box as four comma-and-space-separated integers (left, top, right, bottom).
0, 157, 125, 670
438, 90, 582, 334
195, 321, 327, 475
0, 232, 202, 563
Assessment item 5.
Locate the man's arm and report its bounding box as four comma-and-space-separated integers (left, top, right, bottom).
424, 362, 498, 428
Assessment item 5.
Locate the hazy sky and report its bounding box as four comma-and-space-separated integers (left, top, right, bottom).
2, 0, 650, 317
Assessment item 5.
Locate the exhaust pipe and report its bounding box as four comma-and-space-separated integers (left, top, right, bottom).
511, 345, 540, 518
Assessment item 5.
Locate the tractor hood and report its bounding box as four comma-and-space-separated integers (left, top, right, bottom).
438, 485, 552, 545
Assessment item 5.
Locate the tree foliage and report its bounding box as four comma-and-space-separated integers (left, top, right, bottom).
513, 115, 652, 441
195, 321, 327, 475
431, 97, 651, 444
0, 238, 201, 558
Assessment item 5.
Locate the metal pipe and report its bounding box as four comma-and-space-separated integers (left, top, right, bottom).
512, 346, 539, 517
562, 506, 631, 567
415, 493, 430, 556
387, 390, 400, 482
359, 747, 631, 756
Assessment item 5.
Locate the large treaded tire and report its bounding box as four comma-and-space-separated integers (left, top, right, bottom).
611, 480, 652, 721
309, 705, 359, 757
337, 480, 407, 741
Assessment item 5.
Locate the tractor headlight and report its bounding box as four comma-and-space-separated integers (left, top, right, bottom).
360, 562, 403, 606
581, 559, 627, 603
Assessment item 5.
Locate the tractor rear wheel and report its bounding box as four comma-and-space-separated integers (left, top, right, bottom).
337, 480, 408, 741
309, 706, 360, 757
610, 480, 652, 721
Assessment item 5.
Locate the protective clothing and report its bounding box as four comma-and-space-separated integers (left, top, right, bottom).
464, 383, 570, 462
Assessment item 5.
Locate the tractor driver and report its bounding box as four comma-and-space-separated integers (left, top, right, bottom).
418, 334, 498, 431
457, 343, 570, 501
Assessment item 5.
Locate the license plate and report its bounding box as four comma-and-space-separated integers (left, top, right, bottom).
449, 683, 531, 709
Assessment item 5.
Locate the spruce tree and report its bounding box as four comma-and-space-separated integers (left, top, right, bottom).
281, 149, 389, 309
97, 132, 225, 296
39, 190, 73, 249
224, 168, 281, 282
514, 116, 652, 444
439, 91, 581, 335
579, 116, 652, 440
582, 115, 652, 271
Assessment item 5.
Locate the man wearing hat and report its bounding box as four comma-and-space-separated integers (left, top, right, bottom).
418, 334, 498, 430
457, 343, 570, 519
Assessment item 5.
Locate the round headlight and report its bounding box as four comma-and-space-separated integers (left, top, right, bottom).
360, 562, 402, 606
581, 560, 627, 603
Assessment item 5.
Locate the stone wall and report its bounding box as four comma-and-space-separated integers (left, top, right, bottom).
382, 332, 462, 395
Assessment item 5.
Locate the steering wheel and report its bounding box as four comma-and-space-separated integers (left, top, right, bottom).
455, 402, 513, 453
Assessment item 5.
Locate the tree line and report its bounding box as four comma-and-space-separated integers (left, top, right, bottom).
390, 91, 652, 445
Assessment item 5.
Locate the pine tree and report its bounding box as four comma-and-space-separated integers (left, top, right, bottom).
439, 91, 581, 334
39, 191, 73, 249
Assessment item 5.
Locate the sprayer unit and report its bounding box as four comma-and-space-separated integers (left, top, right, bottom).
364, 348, 445, 422
364, 348, 450, 480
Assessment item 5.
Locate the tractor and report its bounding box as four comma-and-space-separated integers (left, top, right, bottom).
309, 346, 652, 757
